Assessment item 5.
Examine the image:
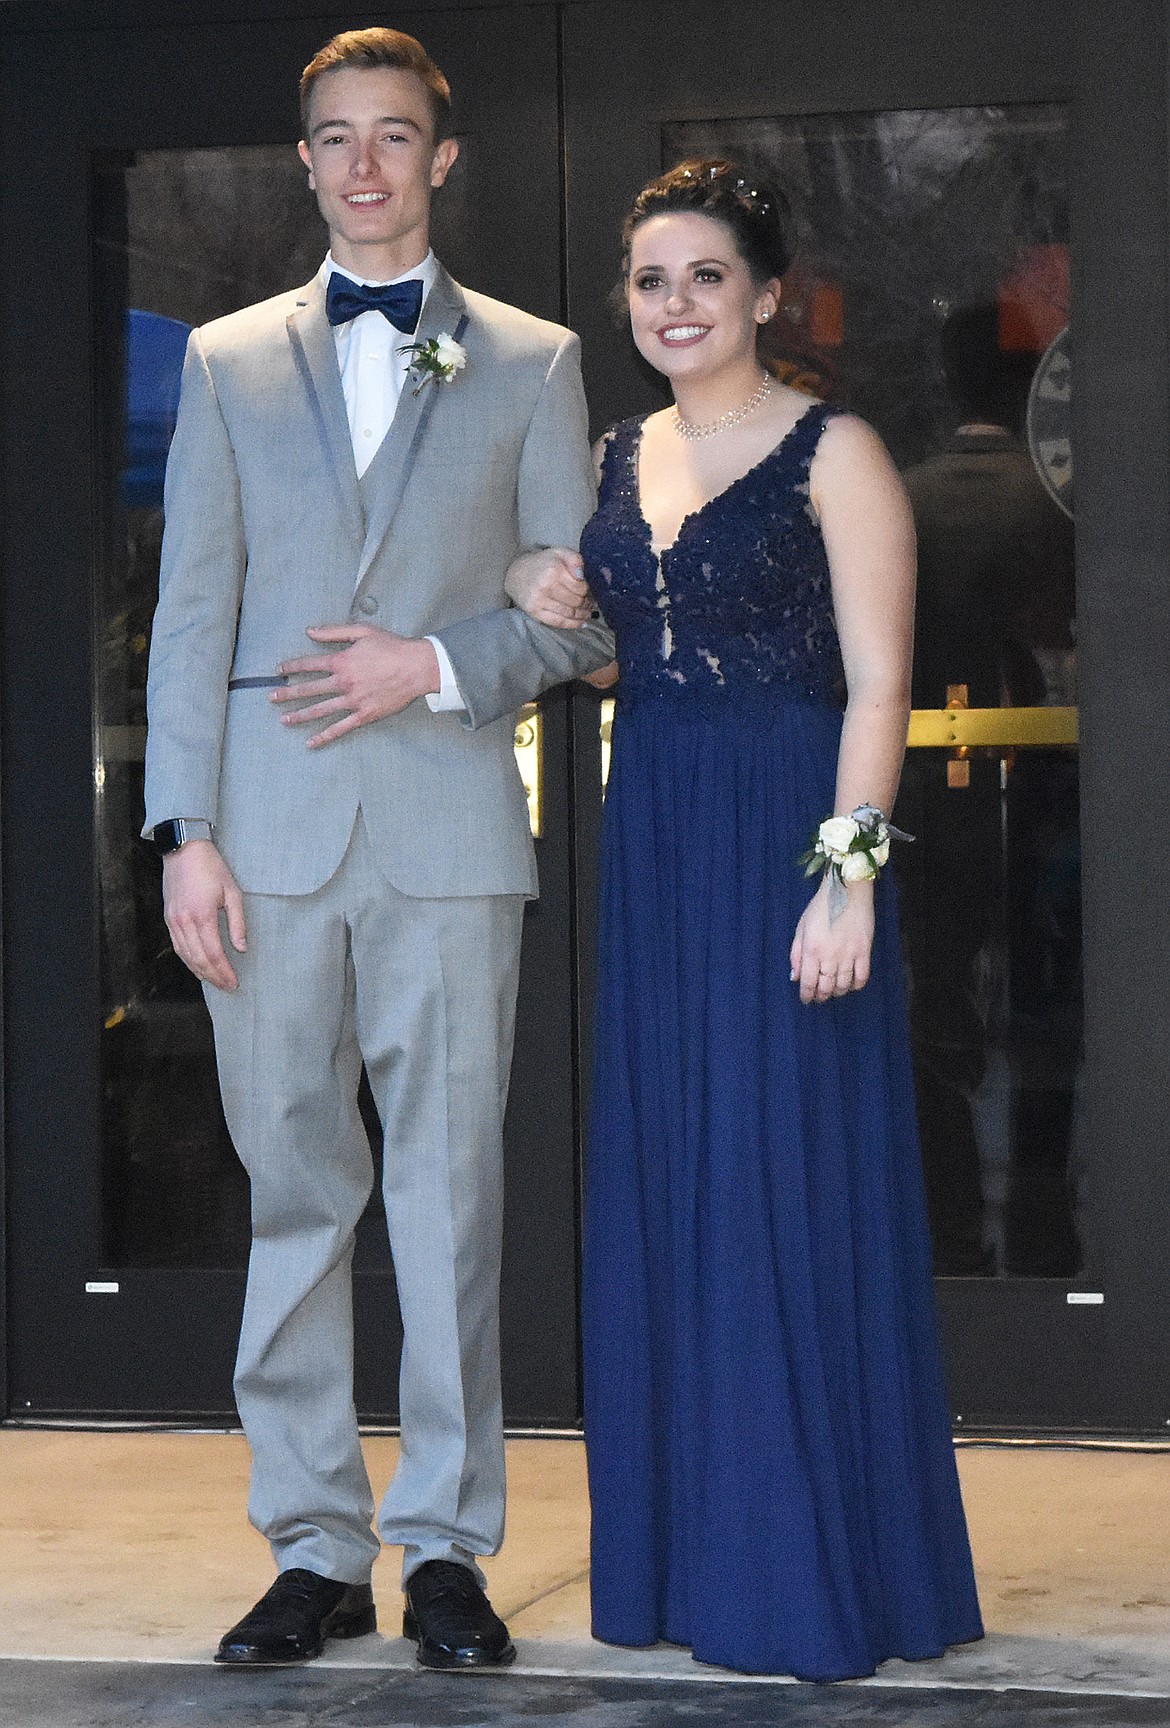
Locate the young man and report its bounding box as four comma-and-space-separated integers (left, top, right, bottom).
144, 27, 610, 1668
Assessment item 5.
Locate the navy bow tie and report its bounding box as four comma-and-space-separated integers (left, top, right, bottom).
325, 273, 424, 333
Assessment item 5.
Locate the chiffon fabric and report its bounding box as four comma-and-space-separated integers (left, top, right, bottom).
579, 403, 983, 1679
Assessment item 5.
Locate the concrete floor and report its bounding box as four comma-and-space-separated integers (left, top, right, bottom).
1, 1431, 1168, 1724
4, 1663, 1170, 1728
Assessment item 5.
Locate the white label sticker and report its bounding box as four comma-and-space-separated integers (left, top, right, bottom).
1066, 1292, 1104, 1305
84, 1281, 120, 1295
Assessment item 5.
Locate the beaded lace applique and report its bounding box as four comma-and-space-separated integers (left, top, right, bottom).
582, 401, 848, 713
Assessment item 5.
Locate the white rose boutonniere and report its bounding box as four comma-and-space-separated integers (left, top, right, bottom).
797, 803, 913, 920
405, 332, 468, 396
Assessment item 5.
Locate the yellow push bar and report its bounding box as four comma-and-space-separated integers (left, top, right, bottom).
906, 706, 1077, 749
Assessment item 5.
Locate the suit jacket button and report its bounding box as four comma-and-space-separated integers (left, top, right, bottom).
357, 595, 379, 615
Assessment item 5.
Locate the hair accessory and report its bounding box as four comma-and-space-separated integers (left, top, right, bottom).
797, 805, 913, 921
671, 374, 772, 441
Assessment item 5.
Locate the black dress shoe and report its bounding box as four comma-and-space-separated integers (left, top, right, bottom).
403, 1560, 515, 1669
215, 1568, 376, 1665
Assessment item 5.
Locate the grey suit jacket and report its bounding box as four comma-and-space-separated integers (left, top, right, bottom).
144, 264, 613, 898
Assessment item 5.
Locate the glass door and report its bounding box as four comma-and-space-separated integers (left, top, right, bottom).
1, 4, 585, 1423
564, 0, 1170, 1431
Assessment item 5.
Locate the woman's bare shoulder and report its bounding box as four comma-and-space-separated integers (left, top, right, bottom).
815, 409, 890, 462
809, 412, 909, 524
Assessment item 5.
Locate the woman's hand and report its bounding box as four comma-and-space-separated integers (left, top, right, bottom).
505, 547, 594, 628
789, 876, 875, 1005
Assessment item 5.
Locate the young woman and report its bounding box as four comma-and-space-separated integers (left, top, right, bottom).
510, 158, 983, 1680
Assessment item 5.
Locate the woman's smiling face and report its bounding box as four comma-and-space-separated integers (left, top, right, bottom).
626, 211, 778, 383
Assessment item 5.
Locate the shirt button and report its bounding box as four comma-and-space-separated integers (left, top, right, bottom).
362, 428, 373, 439
357, 595, 379, 615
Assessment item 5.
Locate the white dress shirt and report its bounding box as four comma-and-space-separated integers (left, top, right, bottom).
323, 251, 463, 711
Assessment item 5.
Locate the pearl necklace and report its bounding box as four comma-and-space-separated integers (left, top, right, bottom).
671, 375, 773, 441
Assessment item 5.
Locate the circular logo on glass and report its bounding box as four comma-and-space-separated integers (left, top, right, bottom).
1027, 324, 1072, 519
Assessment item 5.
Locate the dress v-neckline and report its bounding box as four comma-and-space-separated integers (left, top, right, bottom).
632, 398, 825, 558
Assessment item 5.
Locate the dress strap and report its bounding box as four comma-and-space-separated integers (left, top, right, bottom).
596, 415, 645, 508
783, 398, 845, 465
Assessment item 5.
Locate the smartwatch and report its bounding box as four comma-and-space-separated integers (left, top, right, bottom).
151, 818, 213, 856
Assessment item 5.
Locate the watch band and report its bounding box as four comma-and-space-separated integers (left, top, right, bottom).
151, 818, 213, 856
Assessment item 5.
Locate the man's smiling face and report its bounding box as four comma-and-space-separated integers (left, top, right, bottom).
298, 65, 458, 277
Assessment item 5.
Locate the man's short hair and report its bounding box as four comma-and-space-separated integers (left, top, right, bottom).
300, 27, 452, 140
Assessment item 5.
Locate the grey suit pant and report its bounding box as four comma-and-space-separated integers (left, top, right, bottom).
204, 811, 525, 1587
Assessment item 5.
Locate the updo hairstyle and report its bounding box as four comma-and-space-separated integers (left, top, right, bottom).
621, 157, 793, 286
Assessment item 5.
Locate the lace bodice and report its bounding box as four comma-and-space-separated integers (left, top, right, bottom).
582, 400, 847, 712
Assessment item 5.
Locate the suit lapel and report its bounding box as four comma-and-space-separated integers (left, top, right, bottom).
285, 274, 364, 542
354, 266, 470, 590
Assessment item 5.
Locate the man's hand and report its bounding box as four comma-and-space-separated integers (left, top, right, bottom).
505, 547, 594, 628
273, 625, 441, 747
162, 840, 247, 992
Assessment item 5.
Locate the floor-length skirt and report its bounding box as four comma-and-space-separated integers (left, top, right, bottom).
582, 688, 983, 1679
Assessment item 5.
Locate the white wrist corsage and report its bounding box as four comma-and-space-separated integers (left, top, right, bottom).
405, 332, 467, 396
797, 803, 913, 921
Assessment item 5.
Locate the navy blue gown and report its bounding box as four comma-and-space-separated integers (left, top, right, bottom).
579, 403, 983, 1680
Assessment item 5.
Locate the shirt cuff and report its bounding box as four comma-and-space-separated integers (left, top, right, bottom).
423, 635, 466, 712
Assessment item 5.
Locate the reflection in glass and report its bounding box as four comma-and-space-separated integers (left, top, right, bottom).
665, 108, 1081, 1277
93, 144, 475, 1270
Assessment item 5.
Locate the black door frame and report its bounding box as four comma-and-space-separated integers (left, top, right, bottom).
3, 0, 1170, 1433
